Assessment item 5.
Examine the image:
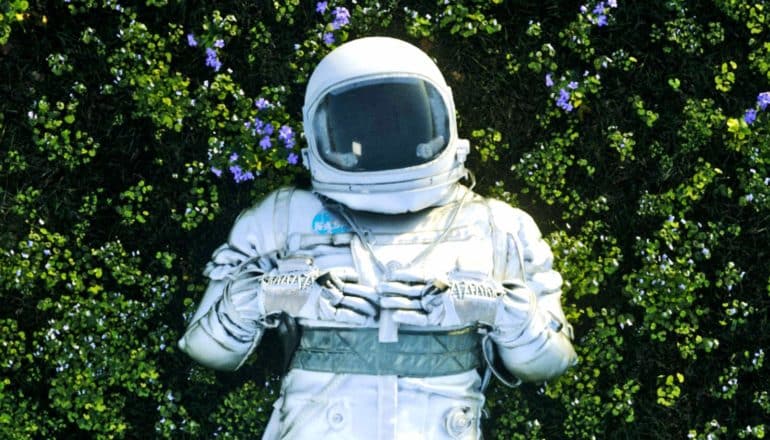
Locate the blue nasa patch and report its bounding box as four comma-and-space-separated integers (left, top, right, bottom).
311, 209, 351, 234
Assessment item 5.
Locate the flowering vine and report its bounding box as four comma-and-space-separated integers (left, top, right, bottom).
582, 0, 618, 27
316, 2, 351, 46
743, 91, 770, 125
187, 33, 225, 72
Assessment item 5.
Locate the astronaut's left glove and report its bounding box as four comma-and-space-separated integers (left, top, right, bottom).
378, 275, 454, 326
377, 269, 544, 329
377, 268, 494, 327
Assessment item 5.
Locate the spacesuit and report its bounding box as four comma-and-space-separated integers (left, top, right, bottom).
179, 37, 577, 439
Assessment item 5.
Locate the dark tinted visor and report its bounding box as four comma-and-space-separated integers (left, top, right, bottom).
312, 78, 450, 171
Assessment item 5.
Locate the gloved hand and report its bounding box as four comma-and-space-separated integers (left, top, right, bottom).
302, 269, 379, 325
377, 269, 538, 329
377, 268, 460, 327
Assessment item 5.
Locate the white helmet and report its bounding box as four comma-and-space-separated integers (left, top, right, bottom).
302, 37, 470, 213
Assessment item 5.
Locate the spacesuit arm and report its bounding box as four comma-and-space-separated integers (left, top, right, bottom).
178, 192, 285, 371
178, 277, 270, 371
487, 201, 577, 383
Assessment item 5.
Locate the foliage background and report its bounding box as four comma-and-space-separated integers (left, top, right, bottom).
1, 0, 769, 438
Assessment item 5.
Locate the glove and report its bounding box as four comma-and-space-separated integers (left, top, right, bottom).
377, 268, 460, 327
378, 269, 538, 329
300, 269, 379, 325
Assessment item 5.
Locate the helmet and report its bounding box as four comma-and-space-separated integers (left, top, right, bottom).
302, 37, 470, 213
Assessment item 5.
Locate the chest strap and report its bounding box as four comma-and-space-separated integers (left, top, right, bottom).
289, 326, 482, 377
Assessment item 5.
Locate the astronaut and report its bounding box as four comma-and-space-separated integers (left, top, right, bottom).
179, 37, 577, 439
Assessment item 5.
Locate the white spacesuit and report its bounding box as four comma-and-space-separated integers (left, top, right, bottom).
179, 37, 577, 439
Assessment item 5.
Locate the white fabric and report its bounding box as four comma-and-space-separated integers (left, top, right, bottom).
179, 186, 576, 439
264, 369, 484, 440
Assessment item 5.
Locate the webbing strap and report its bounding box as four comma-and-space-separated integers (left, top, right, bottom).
290, 326, 482, 377
273, 186, 295, 255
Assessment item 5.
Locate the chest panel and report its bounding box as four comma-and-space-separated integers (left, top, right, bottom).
283, 198, 497, 280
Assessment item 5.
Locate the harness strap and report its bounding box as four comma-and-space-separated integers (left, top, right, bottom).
273, 187, 296, 256
290, 326, 483, 377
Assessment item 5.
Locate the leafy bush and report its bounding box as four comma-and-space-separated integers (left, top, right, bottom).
1, 0, 768, 438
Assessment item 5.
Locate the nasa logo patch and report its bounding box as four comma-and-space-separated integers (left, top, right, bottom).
311, 209, 351, 234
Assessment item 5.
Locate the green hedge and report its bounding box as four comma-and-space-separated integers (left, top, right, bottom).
1, 0, 768, 438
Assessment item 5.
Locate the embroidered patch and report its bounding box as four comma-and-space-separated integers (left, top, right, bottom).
311, 209, 351, 234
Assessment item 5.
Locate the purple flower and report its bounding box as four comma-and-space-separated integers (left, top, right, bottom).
279, 125, 294, 144
608, 0, 618, 7
229, 165, 242, 180
255, 98, 270, 110
323, 32, 335, 45
596, 14, 608, 26
253, 117, 264, 134
593, 2, 606, 15
568, 81, 579, 89
331, 6, 350, 29
205, 48, 222, 72
260, 136, 272, 150
287, 152, 299, 165
545, 73, 554, 87
214, 39, 225, 48
229, 152, 239, 162
556, 88, 574, 112
187, 33, 198, 47
229, 165, 255, 183
757, 92, 770, 110
211, 166, 222, 177
744, 108, 758, 125
580, 5, 588, 13
316, 1, 328, 13
278, 125, 296, 149
262, 122, 274, 136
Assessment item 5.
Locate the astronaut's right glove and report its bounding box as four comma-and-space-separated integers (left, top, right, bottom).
298, 270, 379, 325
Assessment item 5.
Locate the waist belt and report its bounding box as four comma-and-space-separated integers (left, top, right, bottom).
289, 326, 482, 377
